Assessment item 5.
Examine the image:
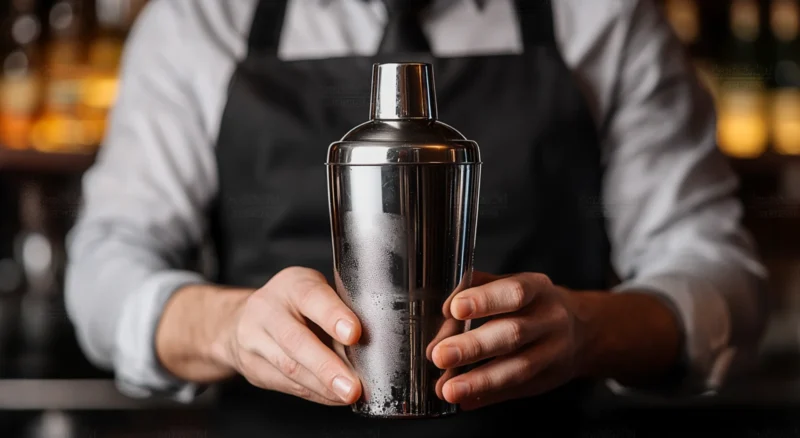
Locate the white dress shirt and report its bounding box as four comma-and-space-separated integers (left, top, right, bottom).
64, 0, 768, 402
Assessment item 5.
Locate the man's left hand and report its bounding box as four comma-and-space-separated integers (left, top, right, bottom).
431, 272, 587, 410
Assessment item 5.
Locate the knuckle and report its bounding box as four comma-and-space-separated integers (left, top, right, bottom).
282, 266, 302, 275
467, 336, 483, 359
242, 294, 261, 312
308, 284, 331, 302
506, 320, 525, 349
512, 363, 532, 385
278, 266, 304, 279
243, 293, 272, 318
522, 355, 542, 379
477, 372, 493, 392
471, 293, 488, 314
268, 267, 320, 293
298, 284, 330, 311
276, 326, 304, 348
276, 355, 302, 378
293, 284, 314, 308
551, 305, 570, 327
526, 273, 553, 288
508, 280, 527, 309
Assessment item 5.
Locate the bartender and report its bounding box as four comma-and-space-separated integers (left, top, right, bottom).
65, 0, 767, 436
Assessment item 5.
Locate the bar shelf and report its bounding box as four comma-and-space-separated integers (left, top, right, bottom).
0, 148, 97, 175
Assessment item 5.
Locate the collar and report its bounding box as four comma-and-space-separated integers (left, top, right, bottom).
318, 0, 489, 11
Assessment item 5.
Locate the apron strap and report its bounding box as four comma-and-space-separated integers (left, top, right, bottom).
514, 0, 556, 47
248, 0, 289, 56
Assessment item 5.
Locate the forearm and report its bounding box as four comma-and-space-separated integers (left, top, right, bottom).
155, 284, 253, 383
574, 290, 683, 387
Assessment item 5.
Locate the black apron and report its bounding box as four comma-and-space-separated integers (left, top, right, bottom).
211, 0, 610, 436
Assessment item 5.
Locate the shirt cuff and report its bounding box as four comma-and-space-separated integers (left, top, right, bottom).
606, 273, 735, 396
113, 270, 208, 403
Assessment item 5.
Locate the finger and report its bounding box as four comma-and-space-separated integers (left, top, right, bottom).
471, 271, 511, 286
441, 340, 557, 404
238, 349, 348, 406
431, 316, 541, 369
289, 280, 362, 346
435, 368, 459, 400
450, 274, 550, 320
426, 317, 465, 362
459, 368, 562, 411
265, 309, 362, 404
240, 328, 345, 404
441, 354, 530, 404
442, 271, 507, 317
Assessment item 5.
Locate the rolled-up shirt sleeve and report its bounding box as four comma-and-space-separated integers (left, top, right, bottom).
65, 1, 222, 401
597, 0, 769, 394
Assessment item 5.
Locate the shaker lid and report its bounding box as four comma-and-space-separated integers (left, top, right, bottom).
327, 63, 481, 165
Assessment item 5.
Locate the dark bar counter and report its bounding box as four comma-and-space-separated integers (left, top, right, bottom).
1, 396, 799, 438
3, 365, 800, 438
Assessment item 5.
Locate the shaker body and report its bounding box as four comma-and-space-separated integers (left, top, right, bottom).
327, 161, 481, 418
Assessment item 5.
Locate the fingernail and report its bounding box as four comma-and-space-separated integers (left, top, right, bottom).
454, 297, 474, 318
436, 345, 462, 368
335, 319, 354, 342
332, 376, 354, 401
448, 381, 470, 401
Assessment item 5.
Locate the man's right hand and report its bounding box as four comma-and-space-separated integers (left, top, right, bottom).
212, 267, 363, 405
155, 267, 363, 406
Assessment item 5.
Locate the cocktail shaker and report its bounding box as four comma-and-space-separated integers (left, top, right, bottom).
326, 63, 482, 418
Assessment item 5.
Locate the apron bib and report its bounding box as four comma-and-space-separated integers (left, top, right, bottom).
211, 1, 610, 436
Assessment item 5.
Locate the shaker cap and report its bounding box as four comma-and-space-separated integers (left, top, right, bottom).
370, 62, 437, 121
327, 63, 481, 166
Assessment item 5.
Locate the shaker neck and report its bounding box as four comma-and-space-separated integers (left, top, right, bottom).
369, 63, 438, 121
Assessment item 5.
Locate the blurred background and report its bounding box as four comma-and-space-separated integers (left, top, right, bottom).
0, 0, 798, 434
0, 0, 143, 379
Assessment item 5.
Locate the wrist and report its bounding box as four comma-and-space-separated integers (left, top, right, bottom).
573, 290, 682, 385
207, 287, 251, 371
155, 284, 252, 383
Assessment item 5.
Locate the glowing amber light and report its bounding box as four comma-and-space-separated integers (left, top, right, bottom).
0, 74, 41, 149
30, 113, 92, 153
81, 73, 119, 110
731, 0, 761, 42
665, 0, 699, 44
772, 90, 800, 155
0, 115, 35, 149
771, 0, 799, 42
717, 90, 769, 158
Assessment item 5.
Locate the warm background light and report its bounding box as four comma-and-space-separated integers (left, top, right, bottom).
772, 90, 800, 154
718, 91, 771, 158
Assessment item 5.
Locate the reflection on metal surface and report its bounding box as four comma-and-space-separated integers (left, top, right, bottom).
327, 63, 481, 418
370, 63, 437, 121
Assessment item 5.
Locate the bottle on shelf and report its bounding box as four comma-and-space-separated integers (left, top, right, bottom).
717, 0, 771, 159
0, 0, 43, 150
30, 0, 92, 153
79, 0, 135, 147
769, 0, 800, 155
13, 180, 61, 377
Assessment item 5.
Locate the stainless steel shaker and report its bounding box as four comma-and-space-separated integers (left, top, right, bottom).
326, 63, 482, 418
